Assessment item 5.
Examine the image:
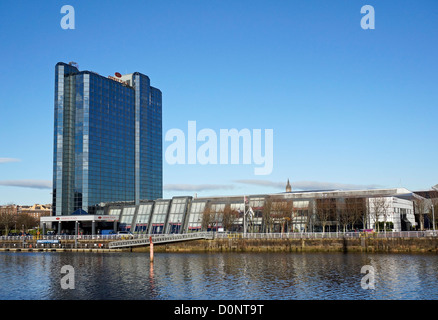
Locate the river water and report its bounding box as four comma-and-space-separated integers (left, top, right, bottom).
0, 251, 437, 300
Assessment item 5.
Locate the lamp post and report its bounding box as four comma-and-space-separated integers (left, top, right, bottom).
243, 197, 246, 236
431, 186, 438, 231
243, 196, 249, 236
75, 221, 79, 249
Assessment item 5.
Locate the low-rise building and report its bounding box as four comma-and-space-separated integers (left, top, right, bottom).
19, 204, 52, 219
102, 185, 421, 235
40, 182, 436, 235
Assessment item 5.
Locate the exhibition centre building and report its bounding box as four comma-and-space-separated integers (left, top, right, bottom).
42, 185, 427, 235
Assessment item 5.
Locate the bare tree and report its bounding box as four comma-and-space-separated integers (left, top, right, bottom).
271, 200, 293, 233
426, 198, 438, 230
305, 200, 315, 232
316, 196, 336, 233
370, 197, 393, 232
381, 198, 391, 233
414, 197, 428, 231
370, 197, 386, 232
201, 207, 214, 231
337, 199, 350, 232
16, 214, 39, 232
315, 198, 327, 233
262, 197, 274, 233
291, 207, 302, 232
0, 204, 17, 235
344, 198, 363, 231
365, 199, 372, 230
353, 198, 368, 231
222, 206, 239, 231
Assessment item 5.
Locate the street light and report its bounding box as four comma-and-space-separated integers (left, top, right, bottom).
75, 221, 79, 248
431, 186, 438, 231
22, 224, 25, 248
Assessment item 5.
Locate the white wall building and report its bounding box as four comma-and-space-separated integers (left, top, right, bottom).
367, 197, 416, 232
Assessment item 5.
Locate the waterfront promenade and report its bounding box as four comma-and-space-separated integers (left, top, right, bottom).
0, 231, 437, 253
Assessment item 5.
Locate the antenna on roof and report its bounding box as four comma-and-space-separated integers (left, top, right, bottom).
68, 61, 79, 68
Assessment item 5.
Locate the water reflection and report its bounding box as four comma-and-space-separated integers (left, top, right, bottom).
0, 252, 437, 300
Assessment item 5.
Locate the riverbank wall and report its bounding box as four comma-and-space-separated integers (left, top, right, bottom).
1, 236, 438, 254
0, 247, 121, 253
132, 237, 438, 254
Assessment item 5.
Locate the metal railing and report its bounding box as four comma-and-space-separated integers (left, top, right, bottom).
214, 231, 438, 239
215, 232, 359, 239
0, 234, 153, 241
108, 232, 214, 249
1, 231, 436, 246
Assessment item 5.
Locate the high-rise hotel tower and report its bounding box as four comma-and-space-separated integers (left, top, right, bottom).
53, 62, 162, 215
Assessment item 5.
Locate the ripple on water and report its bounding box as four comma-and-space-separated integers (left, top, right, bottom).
1, 252, 438, 300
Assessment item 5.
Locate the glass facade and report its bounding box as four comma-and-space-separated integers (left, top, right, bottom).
248, 197, 264, 231
208, 203, 225, 231
133, 202, 154, 233
100, 188, 417, 235
186, 200, 208, 232
108, 208, 122, 217
150, 200, 170, 234
119, 206, 136, 231
165, 197, 190, 234
53, 63, 162, 216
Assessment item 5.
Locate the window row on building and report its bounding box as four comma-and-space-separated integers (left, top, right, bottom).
105, 188, 424, 234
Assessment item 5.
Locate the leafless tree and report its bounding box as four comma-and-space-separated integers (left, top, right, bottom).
424, 198, 438, 230
381, 198, 391, 233
222, 206, 239, 231
316, 195, 336, 233
338, 200, 350, 232
301, 200, 314, 232
414, 197, 428, 231
354, 198, 368, 230
370, 197, 388, 232
262, 197, 274, 233
201, 207, 215, 231
344, 198, 363, 231
0, 204, 17, 235
16, 214, 39, 232
271, 200, 293, 233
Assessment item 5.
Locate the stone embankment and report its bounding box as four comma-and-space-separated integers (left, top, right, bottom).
1, 235, 438, 254
132, 237, 438, 253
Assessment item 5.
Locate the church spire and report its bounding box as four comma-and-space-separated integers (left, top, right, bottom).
286, 179, 292, 192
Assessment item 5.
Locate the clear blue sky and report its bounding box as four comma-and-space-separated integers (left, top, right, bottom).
0, 0, 437, 205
